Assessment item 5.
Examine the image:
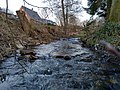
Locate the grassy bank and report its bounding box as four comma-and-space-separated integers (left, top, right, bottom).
79, 22, 120, 49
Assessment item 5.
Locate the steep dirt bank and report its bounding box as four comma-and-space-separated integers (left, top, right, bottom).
0, 12, 75, 60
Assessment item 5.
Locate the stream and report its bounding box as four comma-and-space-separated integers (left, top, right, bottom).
0, 38, 120, 90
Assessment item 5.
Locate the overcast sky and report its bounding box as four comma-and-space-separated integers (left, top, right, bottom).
0, 0, 91, 22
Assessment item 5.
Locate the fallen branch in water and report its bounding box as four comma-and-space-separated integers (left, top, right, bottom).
99, 40, 120, 58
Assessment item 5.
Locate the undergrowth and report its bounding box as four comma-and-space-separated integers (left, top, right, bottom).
80, 22, 120, 48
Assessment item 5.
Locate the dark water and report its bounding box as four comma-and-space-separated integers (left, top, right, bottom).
0, 38, 120, 90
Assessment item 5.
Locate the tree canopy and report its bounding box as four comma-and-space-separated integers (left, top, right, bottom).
86, 0, 120, 23
86, 0, 107, 17
43, 0, 82, 26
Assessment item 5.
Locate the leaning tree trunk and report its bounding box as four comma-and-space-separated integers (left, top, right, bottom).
109, 0, 120, 22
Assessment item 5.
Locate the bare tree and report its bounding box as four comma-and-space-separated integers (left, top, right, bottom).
68, 13, 78, 25
43, 0, 82, 34
61, 0, 66, 27
55, 10, 64, 26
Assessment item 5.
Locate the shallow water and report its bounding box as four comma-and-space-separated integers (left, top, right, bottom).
0, 38, 120, 90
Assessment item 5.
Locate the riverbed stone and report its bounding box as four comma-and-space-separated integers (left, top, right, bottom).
55, 55, 64, 59
18, 49, 38, 61
80, 58, 92, 62
64, 56, 71, 60
55, 55, 71, 60
18, 54, 38, 61
37, 69, 53, 75
20, 49, 36, 56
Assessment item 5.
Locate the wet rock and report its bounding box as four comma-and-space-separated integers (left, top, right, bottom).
26, 54, 38, 60
44, 69, 52, 75
18, 54, 38, 61
55, 55, 71, 60
64, 56, 71, 60
19, 49, 38, 61
55, 55, 64, 59
80, 58, 92, 62
38, 69, 52, 75
0, 74, 6, 82
74, 54, 81, 57
20, 49, 36, 56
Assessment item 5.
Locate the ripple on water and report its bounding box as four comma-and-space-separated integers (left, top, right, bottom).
0, 38, 120, 90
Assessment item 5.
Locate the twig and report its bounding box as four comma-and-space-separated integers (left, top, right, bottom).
99, 40, 120, 58
6, 0, 29, 74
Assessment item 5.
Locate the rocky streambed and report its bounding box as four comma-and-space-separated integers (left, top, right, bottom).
0, 38, 120, 90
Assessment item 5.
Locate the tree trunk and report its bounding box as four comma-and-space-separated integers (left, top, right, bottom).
106, 0, 112, 20
109, 0, 120, 22
61, 0, 65, 26
65, 6, 68, 34
61, 0, 67, 35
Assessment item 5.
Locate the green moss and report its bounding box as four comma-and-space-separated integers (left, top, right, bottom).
109, 0, 120, 22
79, 22, 120, 47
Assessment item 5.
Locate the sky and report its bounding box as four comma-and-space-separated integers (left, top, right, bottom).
0, 0, 91, 22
